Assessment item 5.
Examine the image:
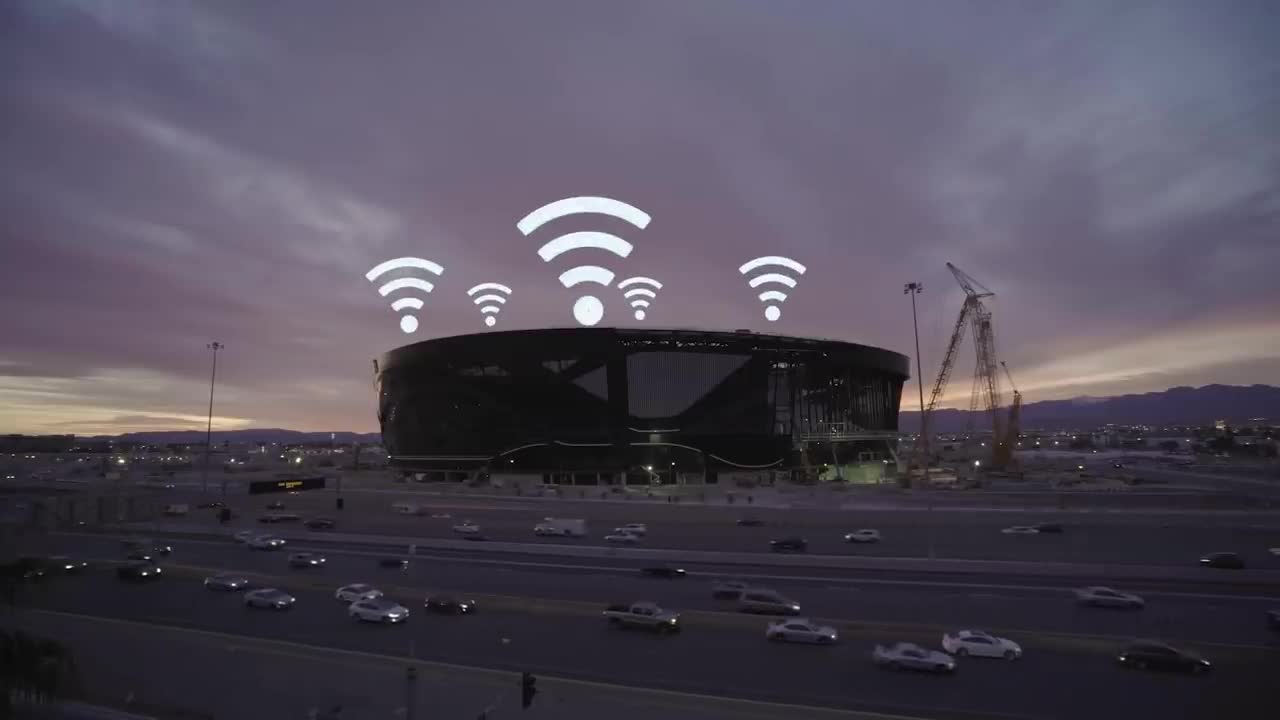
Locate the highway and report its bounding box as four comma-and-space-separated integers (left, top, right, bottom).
23, 533, 1280, 646
12, 568, 1276, 720
157, 490, 1280, 567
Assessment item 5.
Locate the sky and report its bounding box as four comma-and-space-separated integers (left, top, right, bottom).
1, 0, 1278, 436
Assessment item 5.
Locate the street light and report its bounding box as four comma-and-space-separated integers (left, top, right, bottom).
904, 282, 926, 480
202, 341, 223, 496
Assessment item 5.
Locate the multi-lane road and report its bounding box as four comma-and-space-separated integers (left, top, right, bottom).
168, 488, 1280, 567
12, 561, 1277, 720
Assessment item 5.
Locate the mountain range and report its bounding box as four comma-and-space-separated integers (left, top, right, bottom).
898, 384, 1280, 433
82, 384, 1278, 442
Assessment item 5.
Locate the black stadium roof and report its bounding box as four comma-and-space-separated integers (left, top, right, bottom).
381, 326, 910, 379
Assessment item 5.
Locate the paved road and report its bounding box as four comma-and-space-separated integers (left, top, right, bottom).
21, 534, 1280, 646
11, 571, 1275, 720
157, 490, 1280, 567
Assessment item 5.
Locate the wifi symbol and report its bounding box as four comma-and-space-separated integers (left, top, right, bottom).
466, 282, 513, 328
517, 196, 651, 327
739, 256, 806, 322
617, 277, 662, 321
365, 257, 444, 334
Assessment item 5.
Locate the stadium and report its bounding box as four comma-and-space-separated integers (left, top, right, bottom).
376, 328, 910, 485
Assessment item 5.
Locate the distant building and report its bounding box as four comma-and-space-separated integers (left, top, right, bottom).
0, 434, 76, 453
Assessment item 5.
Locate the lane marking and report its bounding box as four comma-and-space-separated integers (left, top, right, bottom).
20, 609, 924, 720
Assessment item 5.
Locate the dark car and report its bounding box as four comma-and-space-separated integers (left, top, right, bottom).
463, 533, 488, 542
259, 513, 301, 524
124, 541, 171, 556
424, 595, 476, 615
126, 549, 162, 562
737, 517, 765, 527
1266, 609, 1280, 632
40, 555, 89, 574
770, 537, 808, 553
640, 566, 687, 578
378, 557, 410, 570
305, 517, 337, 530
197, 501, 226, 509
1199, 552, 1245, 569
6, 558, 46, 581
1033, 523, 1064, 533
265, 501, 286, 510
116, 562, 162, 582
1116, 642, 1210, 673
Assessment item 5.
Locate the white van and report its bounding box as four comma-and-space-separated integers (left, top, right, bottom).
534, 517, 586, 537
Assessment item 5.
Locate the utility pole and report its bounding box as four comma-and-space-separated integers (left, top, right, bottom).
202, 342, 223, 496
904, 283, 926, 480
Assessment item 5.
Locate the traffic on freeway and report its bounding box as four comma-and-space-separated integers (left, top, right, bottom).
10, 564, 1276, 720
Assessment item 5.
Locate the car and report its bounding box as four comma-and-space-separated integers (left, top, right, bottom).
769, 537, 808, 553
640, 565, 686, 578
1075, 586, 1145, 609
126, 549, 160, 562
712, 580, 750, 599
844, 529, 881, 544
452, 522, 481, 535
124, 540, 171, 555
1033, 522, 1064, 533
204, 574, 249, 591
233, 529, 256, 543
941, 630, 1022, 659
424, 595, 476, 615
304, 517, 337, 530
614, 523, 647, 536
737, 589, 801, 615
265, 501, 286, 510
116, 562, 162, 582
258, 513, 301, 524
245, 588, 295, 609
1116, 641, 1210, 673
1266, 609, 1280, 632
737, 517, 765, 527
1001, 526, 1040, 535
872, 642, 957, 673
462, 533, 489, 542
288, 552, 327, 568
25, 556, 88, 574
197, 501, 226, 509
335, 584, 383, 603
604, 531, 641, 544
248, 535, 286, 550
378, 557, 410, 570
1199, 552, 1245, 569
350, 598, 410, 623
766, 618, 838, 644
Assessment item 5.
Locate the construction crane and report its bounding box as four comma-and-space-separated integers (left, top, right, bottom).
913, 263, 1010, 473
995, 361, 1021, 469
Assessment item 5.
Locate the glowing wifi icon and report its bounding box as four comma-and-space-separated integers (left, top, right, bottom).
365, 257, 444, 334
467, 282, 513, 328
617, 277, 662, 321
739, 256, 806, 322
517, 196, 651, 327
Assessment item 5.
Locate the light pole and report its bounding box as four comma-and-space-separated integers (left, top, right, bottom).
202, 341, 223, 496
904, 283, 926, 479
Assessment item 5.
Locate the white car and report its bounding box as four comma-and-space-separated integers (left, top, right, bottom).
1270, 547, 1280, 557
844, 529, 881, 543
430, 513, 452, 519
534, 523, 570, 536
1001, 526, 1040, 535
335, 584, 384, 603
872, 642, 957, 673
248, 534, 286, 550
233, 530, 256, 543
452, 522, 481, 535
941, 630, 1022, 659
350, 598, 410, 623
766, 618, 838, 644
1075, 586, 1145, 609
604, 531, 640, 544
614, 523, 647, 536
244, 588, 295, 610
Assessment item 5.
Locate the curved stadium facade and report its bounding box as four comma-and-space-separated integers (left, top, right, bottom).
377, 328, 909, 484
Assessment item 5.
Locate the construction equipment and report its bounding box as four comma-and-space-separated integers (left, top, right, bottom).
996, 361, 1021, 469
913, 263, 1013, 473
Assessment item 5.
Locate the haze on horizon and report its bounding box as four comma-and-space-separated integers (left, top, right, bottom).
2, 0, 1278, 436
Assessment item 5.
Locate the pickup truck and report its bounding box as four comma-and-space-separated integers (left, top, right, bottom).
602, 602, 681, 633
